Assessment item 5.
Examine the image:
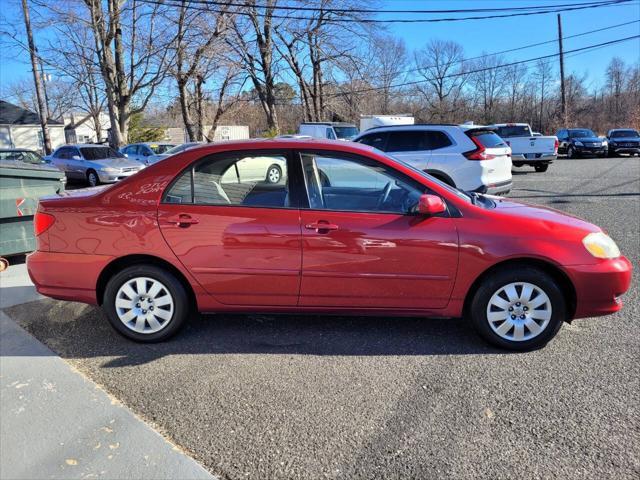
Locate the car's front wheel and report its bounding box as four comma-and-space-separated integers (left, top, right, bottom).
87, 169, 100, 187
567, 146, 578, 159
103, 265, 189, 342
469, 266, 566, 350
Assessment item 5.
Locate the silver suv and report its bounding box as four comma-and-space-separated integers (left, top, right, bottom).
353, 124, 512, 195
47, 144, 145, 187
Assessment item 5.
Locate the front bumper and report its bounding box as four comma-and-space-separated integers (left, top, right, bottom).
574, 145, 606, 156
97, 169, 143, 183
609, 145, 640, 155
565, 256, 632, 319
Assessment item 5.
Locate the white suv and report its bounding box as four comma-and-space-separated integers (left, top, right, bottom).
353, 124, 512, 195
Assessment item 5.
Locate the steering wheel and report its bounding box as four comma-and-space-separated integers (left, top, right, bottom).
377, 181, 393, 209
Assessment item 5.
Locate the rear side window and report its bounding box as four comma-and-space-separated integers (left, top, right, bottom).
468, 131, 506, 148
357, 132, 388, 150
164, 154, 289, 208
80, 147, 123, 159
386, 131, 452, 152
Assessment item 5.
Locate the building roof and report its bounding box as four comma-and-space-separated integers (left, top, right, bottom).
0, 100, 63, 126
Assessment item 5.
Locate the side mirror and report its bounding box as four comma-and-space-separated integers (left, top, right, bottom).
417, 194, 446, 216
123, 153, 129, 158
72, 155, 82, 160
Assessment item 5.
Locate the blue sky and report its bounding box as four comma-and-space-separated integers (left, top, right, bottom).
1, 0, 639, 97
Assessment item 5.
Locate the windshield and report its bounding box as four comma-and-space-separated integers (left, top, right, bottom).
0, 150, 45, 164
80, 147, 125, 160
495, 125, 532, 138
164, 143, 201, 155
569, 129, 596, 138
334, 126, 359, 139
149, 144, 175, 154
611, 130, 639, 138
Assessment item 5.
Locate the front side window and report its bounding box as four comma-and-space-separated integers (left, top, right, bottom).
333, 126, 359, 139
299, 152, 424, 214
164, 153, 289, 208
326, 128, 336, 140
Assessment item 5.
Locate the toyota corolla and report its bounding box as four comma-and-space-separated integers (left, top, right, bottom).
27, 139, 632, 350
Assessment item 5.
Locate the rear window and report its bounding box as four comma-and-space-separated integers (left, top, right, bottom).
80, 147, 124, 160
357, 132, 388, 150
386, 131, 452, 152
468, 131, 506, 148
495, 125, 531, 138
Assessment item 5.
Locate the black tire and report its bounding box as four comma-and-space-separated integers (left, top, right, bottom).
512, 162, 523, 168
265, 164, 282, 184
567, 146, 578, 159
607, 149, 616, 158
468, 266, 566, 351
87, 169, 100, 187
534, 164, 549, 172
103, 264, 190, 342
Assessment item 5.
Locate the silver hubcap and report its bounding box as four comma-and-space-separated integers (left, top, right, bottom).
89, 173, 97, 186
268, 167, 280, 183
115, 277, 174, 334
486, 282, 552, 342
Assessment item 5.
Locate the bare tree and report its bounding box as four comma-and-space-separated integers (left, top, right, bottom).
227, 0, 280, 133
605, 57, 628, 126
370, 33, 408, 114
414, 39, 468, 122
532, 59, 554, 132
82, 0, 171, 146
470, 54, 506, 124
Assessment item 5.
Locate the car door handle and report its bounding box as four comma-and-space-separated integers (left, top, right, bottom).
166, 214, 199, 227
305, 221, 339, 233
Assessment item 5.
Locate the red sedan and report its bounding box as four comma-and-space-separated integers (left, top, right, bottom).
27, 139, 632, 350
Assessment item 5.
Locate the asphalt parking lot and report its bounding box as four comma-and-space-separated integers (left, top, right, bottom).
5, 156, 639, 479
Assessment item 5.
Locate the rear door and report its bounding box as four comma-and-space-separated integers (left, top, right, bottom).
297, 150, 458, 310
385, 131, 431, 169
158, 150, 302, 306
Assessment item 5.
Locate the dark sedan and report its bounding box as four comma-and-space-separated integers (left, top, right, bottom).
556, 128, 606, 158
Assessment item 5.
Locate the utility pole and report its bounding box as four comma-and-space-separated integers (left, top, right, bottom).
21, 0, 52, 155
557, 13, 567, 126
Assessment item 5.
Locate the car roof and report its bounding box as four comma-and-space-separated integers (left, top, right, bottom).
131, 142, 175, 145
173, 138, 377, 155
59, 143, 111, 148
0, 148, 38, 152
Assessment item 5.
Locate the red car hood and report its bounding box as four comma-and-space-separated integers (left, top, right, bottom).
489, 197, 601, 234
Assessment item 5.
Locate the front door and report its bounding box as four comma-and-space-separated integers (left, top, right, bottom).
297, 151, 459, 310
158, 151, 302, 306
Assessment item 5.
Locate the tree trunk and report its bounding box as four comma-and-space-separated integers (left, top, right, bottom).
21, 0, 52, 154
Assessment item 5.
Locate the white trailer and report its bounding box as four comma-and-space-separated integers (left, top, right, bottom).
359, 115, 414, 132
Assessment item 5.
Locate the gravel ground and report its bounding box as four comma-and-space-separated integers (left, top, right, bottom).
7, 156, 639, 480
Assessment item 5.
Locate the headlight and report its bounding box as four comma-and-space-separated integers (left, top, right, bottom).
574, 141, 583, 146
100, 167, 120, 173
582, 232, 620, 259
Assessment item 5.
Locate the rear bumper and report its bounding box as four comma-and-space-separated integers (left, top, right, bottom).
511, 153, 556, 164
565, 256, 633, 319
27, 250, 114, 305
474, 179, 512, 196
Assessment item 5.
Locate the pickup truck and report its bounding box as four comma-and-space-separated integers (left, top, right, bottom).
492, 123, 558, 172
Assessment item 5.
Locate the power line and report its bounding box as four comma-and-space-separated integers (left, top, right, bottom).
142, 0, 635, 24
324, 34, 640, 98
157, 0, 629, 15
396, 19, 640, 77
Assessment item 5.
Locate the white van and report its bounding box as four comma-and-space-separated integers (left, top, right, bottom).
298, 122, 359, 141
360, 115, 414, 132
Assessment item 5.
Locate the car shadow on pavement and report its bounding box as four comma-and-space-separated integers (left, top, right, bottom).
3, 292, 509, 368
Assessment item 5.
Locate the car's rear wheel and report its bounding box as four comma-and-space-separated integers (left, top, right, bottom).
87, 169, 100, 187
469, 267, 565, 351
534, 164, 549, 172
265, 164, 282, 184
103, 265, 189, 342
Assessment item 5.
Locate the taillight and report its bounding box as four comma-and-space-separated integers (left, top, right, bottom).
554, 139, 559, 152
34, 211, 55, 236
464, 136, 496, 161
